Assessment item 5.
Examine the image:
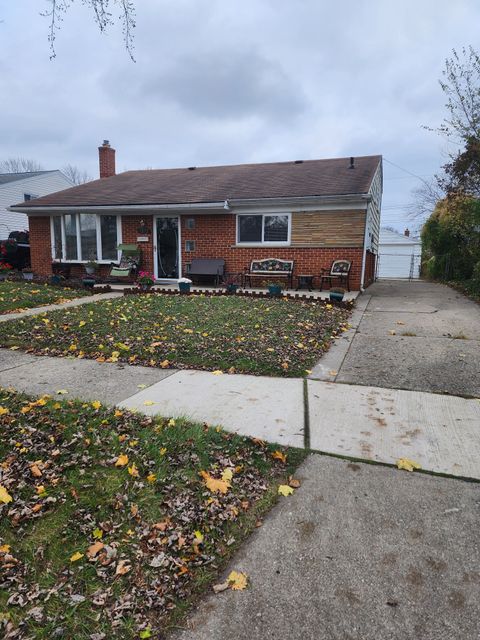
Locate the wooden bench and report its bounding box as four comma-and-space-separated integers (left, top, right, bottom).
244, 258, 294, 289
187, 258, 225, 286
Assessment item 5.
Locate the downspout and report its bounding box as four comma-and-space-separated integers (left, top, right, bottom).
360, 206, 370, 292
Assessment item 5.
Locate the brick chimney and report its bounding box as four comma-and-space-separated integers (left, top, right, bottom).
98, 140, 116, 178
404, 228, 410, 237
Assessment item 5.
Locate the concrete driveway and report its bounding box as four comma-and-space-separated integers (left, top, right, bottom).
336, 280, 480, 397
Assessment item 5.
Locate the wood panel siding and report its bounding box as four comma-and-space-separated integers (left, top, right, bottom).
290, 210, 366, 247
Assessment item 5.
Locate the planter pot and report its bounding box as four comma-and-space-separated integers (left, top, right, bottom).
329, 291, 345, 302
85, 267, 97, 275
226, 284, 239, 294
140, 284, 153, 292
0, 274, 6, 282
22, 272, 34, 281
179, 282, 191, 293
268, 285, 282, 296
82, 278, 96, 289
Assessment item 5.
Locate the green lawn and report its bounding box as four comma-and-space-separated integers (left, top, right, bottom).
0, 293, 351, 377
0, 281, 90, 315
0, 388, 303, 639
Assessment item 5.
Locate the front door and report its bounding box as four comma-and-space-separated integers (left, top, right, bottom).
155, 216, 180, 279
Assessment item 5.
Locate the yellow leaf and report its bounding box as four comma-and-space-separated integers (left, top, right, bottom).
146, 472, 157, 483
278, 484, 294, 496
329, 370, 338, 376
272, 450, 287, 464
114, 410, 123, 418
92, 528, 103, 539
70, 551, 84, 562
79, 320, 86, 327
144, 400, 155, 406
200, 470, 230, 494
325, 303, 333, 309
36, 485, 47, 496
159, 447, 167, 456
91, 400, 101, 410
0, 544, 11, 553
0, 406, 9, 416
305, 369, 312, 375
42, 318, 50, 325
396, 458, 421, 472
194, 530, 204, 543
212, 370, 223, 375
221, 468, 234, 483
128, 463, 139, 477
228, 570, 248, 590
0, 485, 12, 504
115, 454, 129, 467
160, 360, 170, 368
167, 418, 176, 427
56, 389, 68, 395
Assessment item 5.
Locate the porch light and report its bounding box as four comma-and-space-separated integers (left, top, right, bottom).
223, 199, 230, 211
137, 219, 149, 234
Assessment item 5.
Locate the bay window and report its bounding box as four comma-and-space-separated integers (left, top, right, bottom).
237, 213, 290, 244
51, 214, 121, 262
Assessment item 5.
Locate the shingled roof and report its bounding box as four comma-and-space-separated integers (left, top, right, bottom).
12, 155, 381, 209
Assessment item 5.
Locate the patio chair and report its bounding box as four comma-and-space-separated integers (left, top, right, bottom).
108, 244, 141, 281
320, 259, 352, 291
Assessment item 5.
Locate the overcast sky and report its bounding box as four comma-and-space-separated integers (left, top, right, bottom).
1, 0, 479, 232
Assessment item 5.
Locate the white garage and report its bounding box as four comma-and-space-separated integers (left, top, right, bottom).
377, 228, 422, 279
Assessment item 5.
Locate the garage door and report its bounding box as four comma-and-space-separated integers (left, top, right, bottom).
377, 252, 421, 279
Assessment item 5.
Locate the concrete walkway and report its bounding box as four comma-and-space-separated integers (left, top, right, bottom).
2, 348, 480, 479
324, 280, 480, 397
173, 455, 480, 640
0, 291, 121, 322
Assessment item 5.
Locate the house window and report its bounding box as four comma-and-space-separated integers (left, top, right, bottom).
237, 214, 290, 244
51, 214, 121, 262
185, 240, 195, 252
186, 218, 196, 230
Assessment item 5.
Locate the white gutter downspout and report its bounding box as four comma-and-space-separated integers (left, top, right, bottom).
359, 206, 370, 292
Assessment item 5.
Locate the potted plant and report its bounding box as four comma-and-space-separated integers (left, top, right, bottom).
266, 280, 284, 297
22, 267, 34, 281
329, 287, 346, 302
178, 277, 192, 293
137, 271, 155, 291
224, 276, 239, 294
85, 260, 99, 276
0, 262, 13, 281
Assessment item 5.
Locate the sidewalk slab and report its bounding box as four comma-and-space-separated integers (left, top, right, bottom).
0, 349, 175, 405
174, 455, 480, 640
308, 379, 480, 479
119, 370, 304, 447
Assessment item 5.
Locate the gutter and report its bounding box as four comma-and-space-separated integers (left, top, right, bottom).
8, 193, 371, 215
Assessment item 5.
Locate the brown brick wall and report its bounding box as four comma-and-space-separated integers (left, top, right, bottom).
29, 217, 53, 276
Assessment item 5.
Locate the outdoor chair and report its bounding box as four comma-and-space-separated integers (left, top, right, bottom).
107, 243, 141, 281
319, 259, 352, 291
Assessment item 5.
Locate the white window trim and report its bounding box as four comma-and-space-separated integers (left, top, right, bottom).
236, 212, 291, 246
50, 214, 122, 263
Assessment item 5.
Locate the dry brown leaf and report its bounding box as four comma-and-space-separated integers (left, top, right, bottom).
272, 450, 287, 464
30, 464, 42, 478
115, 559, 131, 575
288, 477, 301, 488
212, 581, 229, 594
86, 541, 105, 559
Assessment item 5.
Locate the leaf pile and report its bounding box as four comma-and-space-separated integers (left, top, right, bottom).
0, 281, 89, 315
0, 388, 302, 639
0, 294, 351, 377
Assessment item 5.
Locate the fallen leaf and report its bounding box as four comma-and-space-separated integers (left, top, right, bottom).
200, 470, 230, 494
213, 581, 229, 594
288, 477, 301, 488
86, 541, 104, 558
388, 330, 396, 335
146, 472, 157, 483
143, 400, 155, 406
30, 463, 43, 478
272, 450, 287, 464
56, 389, 68, 395
115, 454, 129, 467
0, 544, 11, 553
278, 484, 294, 496
212, 370, 223, 375
128, 463, 139, 477
329, 370, 338, 376
139, 629, 152, 639
70, 551, 84, 562
0, 485, 13, 504
221, 468, 234, 483
396, 458, 421, 472
91, 400, 102, 410
115, 559, 131, 575
194, 530, 204, 543
160, 360, 170, 368
92, 528, 103, 539
396, 321, 405, 325
228, 570, 248, 590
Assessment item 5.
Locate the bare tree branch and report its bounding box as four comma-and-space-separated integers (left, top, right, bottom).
0, 158, 44, 173
61, 164, 93, 185
41, 0, 136, 60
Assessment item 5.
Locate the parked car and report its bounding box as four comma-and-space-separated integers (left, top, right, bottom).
0, 230, 30, 270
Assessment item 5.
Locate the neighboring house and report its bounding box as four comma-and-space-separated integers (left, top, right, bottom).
0, 170, 73, 238
9, 141, 383, 290
377, 228, 422, 279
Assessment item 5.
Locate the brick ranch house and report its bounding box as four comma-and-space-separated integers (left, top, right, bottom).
9, 142, 382, 290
